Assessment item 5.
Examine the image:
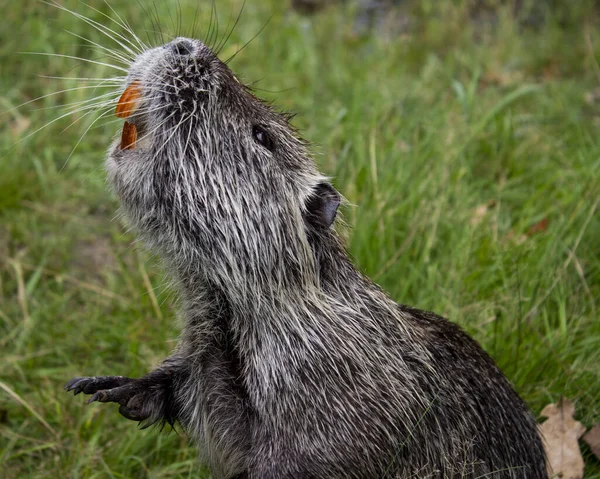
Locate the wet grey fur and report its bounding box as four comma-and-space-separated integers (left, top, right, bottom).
66, 38, 547, 478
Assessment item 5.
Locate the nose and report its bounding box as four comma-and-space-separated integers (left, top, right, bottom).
170, 38, 195, 56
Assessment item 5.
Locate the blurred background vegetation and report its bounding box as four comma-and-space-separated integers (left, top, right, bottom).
1, 0, 599, 477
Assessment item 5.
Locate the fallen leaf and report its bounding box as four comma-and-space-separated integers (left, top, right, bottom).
540, 398, 586, 479
527, 217, 548, 236
583, 423, 600, 461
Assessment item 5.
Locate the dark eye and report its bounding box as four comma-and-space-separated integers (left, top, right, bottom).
252, 125, 275, 151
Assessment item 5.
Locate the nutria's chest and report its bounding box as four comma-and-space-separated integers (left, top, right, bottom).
175, 319, 251, 478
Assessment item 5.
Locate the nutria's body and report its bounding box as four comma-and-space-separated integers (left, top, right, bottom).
66, 37, 547, 478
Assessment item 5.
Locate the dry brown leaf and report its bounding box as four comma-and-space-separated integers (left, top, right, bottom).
583, 423, 600, 461
540, 398, 586, 479
527, 217, 549, 236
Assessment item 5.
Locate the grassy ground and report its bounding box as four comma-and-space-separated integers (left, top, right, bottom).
1, 0, 599, 477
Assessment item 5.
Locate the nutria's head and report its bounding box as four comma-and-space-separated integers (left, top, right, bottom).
106, 37, 340, 295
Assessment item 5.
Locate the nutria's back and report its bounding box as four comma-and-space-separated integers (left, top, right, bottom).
66, 36, 547, 478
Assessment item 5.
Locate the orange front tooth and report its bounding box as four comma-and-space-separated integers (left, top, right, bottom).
116, 81, 141, 118
121, 121, 137, 150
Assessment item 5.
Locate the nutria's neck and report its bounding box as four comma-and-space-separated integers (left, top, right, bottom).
171, 230, 370, 323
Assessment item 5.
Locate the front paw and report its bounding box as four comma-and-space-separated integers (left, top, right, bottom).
65, 376, 133, 396
65, 376, 150, 422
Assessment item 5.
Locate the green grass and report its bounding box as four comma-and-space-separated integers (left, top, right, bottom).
1, 0, 599, 477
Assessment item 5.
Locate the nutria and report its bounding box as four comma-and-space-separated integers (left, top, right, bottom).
65, 36, 547, 478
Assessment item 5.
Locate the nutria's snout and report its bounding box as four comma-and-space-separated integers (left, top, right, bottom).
169, 38, 196, 57
161, 38, 211, 113
113, 37, 217, 152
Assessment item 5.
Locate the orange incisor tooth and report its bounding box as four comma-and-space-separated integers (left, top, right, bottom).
121, 121, 137, 150
116, 81, 141, 118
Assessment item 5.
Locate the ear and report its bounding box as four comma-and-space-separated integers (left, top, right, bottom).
304, 182, 340, 229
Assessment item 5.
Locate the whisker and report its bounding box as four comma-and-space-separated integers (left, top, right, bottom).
136, 0, 161, 47
36, 91, 121, 112
206, 0, 216, 49
152, 1, 166, 45
36, 75, 125, 83
102, 0, 149, 52
61, 106, 117, 169
74, 0, 146, 54
56, 98, 120, 118
19, 52, 129, 73
13, 100, 115, 144
164, 0, 177, 38
45, 0, 141, 57
44, 1, 129, 53
189, 0, 201, 39
64, 29, 133, 66
176, 0, 182, 38
59, 104, 113, 135
216, 0, 246, 56
212, 0, 220, 52
2, 85, 123, 116
95, 103, 172, 130
225, 15, 272, 65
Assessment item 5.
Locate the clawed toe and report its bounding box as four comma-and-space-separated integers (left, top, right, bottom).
87, 390, 107, 404
65, 376, 133, 396
64, 377, 90, 395
65, 374, 153, 423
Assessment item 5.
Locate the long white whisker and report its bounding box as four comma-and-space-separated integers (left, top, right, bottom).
102, 0, 148, 51
55, 97, 120, 117
13, 99, 115, 144
93, 104, 174, 131
2, 85, 125, 116
59, 104, 113, 135
74, 0, 146, 54
61, 107, 117, 169
44, 0, 141, 57
19, 52, 129, 73
41, 95, 120, 115
64, 29, 133, 66
37, 75, 125, 83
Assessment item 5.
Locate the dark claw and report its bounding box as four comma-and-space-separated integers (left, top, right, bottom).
85, 382, 137, 406
64, 376, 132, 396
65, 377, 84, 394
65, 377, 94, 395
65, 375, 151, 423
87, 391, 106, 404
